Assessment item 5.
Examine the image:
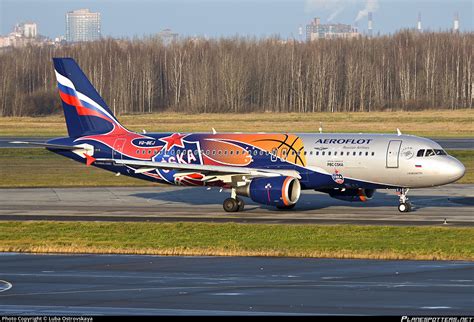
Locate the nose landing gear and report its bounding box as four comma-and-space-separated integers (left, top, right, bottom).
397, 188, 412, 213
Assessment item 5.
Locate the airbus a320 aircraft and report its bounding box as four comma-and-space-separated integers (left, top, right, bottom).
14, 58, 466, 213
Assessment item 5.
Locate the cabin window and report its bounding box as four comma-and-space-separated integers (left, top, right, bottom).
224, 150, 228, 155
148, 150, 152, 154
260, 150, 264, 156
236, 151, 240, 155
315, 151, 319, 156
218, 150, 222, 155
212, 150, 216, 155
353, 152, 356, 156
142, 150, 146, 155
230, 150, 234, 155
322, 151, 325, 156
310, 151, 313, 155
371, 152, 375, 156
365, 152, 369, 156
136, 149, 140, 154
347, 152, 350, 156
328, 151, 331, 156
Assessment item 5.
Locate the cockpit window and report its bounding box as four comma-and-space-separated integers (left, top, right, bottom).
417, 148, 447, 157
425, 149, 435, 157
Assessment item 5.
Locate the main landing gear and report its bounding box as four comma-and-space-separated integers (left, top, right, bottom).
223, 188, 245, 212
397, 188, 412, 213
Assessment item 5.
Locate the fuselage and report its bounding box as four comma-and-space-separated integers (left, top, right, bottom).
47, 132, 465, 191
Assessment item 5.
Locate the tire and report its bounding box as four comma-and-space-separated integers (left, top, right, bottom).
398, 203, 409, 213
223, 198, 239, 212
236, 197, 245, 211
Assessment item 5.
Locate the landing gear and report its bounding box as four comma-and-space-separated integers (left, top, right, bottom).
223, 188, 245, 212
397, 188, 413, 213
223, 197, 245, 212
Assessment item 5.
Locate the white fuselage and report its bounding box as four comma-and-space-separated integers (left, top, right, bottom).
299, 133, 465, 188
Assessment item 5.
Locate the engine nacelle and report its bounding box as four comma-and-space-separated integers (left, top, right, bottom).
319, 188, 375, 202
236, 176, 301, 207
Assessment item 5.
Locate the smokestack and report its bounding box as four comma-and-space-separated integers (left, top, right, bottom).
417, 12, 422, 33
453, 12, 459, 33
368, 12, 373, 37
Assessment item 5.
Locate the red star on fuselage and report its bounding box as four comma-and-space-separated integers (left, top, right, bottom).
159, 133, 187, 151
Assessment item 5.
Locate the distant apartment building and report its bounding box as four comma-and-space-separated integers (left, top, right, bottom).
306, 17, 359, 41
66, 9, 101, 42
15, 22, 38, 38
0, 22, 48, 48
156, 29, 179, 45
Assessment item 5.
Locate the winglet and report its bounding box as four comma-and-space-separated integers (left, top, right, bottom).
397, 128, 402, 136
84, 153, 96, 166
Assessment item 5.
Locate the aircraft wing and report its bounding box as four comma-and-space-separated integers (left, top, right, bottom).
96, 158, 301, 181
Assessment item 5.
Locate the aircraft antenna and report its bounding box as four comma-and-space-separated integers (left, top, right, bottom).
397, 128, 402, 136
319, 122, 323, 133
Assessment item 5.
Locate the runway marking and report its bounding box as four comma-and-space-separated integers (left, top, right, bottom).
0, 280, 12, 293
421, 306, 452, 309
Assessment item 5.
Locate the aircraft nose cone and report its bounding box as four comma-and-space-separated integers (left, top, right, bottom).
444, 158, 465, 182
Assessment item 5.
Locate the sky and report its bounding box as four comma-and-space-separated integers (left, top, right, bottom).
0, 0, 472, 39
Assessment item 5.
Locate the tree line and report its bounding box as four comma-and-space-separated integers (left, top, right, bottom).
0, 30, 472, 117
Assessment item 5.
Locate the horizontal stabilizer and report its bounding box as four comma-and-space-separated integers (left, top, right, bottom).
9, 141, 83, 150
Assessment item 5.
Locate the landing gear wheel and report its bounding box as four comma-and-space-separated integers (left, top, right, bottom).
223, 198, 239, 213
397, 188, 412, 213
236, 197, 245, 211
398, 203, 408, 213
276, 204, 296, 210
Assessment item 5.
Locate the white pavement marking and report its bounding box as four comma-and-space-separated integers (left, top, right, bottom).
0, 280, 12, 293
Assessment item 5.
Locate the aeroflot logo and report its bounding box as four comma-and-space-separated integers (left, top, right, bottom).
315, 138, 373, 144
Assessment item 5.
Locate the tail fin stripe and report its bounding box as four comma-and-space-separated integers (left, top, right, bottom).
56, 76, 118, 124
55, 70, 76, 90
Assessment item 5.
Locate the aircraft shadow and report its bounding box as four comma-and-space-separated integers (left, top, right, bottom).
132, 189, 473, 212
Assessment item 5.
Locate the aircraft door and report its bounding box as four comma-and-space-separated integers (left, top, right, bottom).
386, 140, 402, 168
112, 138, 126, 160
270, 148, 278, 162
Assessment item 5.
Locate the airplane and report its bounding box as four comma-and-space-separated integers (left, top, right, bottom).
13, 58, 466, 213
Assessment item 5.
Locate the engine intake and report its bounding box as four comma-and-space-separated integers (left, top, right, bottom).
237, 176, 301, 207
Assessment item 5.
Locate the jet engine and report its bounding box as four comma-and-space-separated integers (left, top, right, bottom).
236, 176, 301, 208
318, 188, 375, 202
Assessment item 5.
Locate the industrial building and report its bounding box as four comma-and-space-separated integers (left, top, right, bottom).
306, 18, 360, 41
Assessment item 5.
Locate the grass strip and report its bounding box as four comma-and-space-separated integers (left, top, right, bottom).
0, 110, 472, 137
0, 221, 472, 261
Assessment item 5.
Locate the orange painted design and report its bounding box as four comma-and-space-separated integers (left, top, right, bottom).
281, 176, 292, 206
357, 189, 367, 202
